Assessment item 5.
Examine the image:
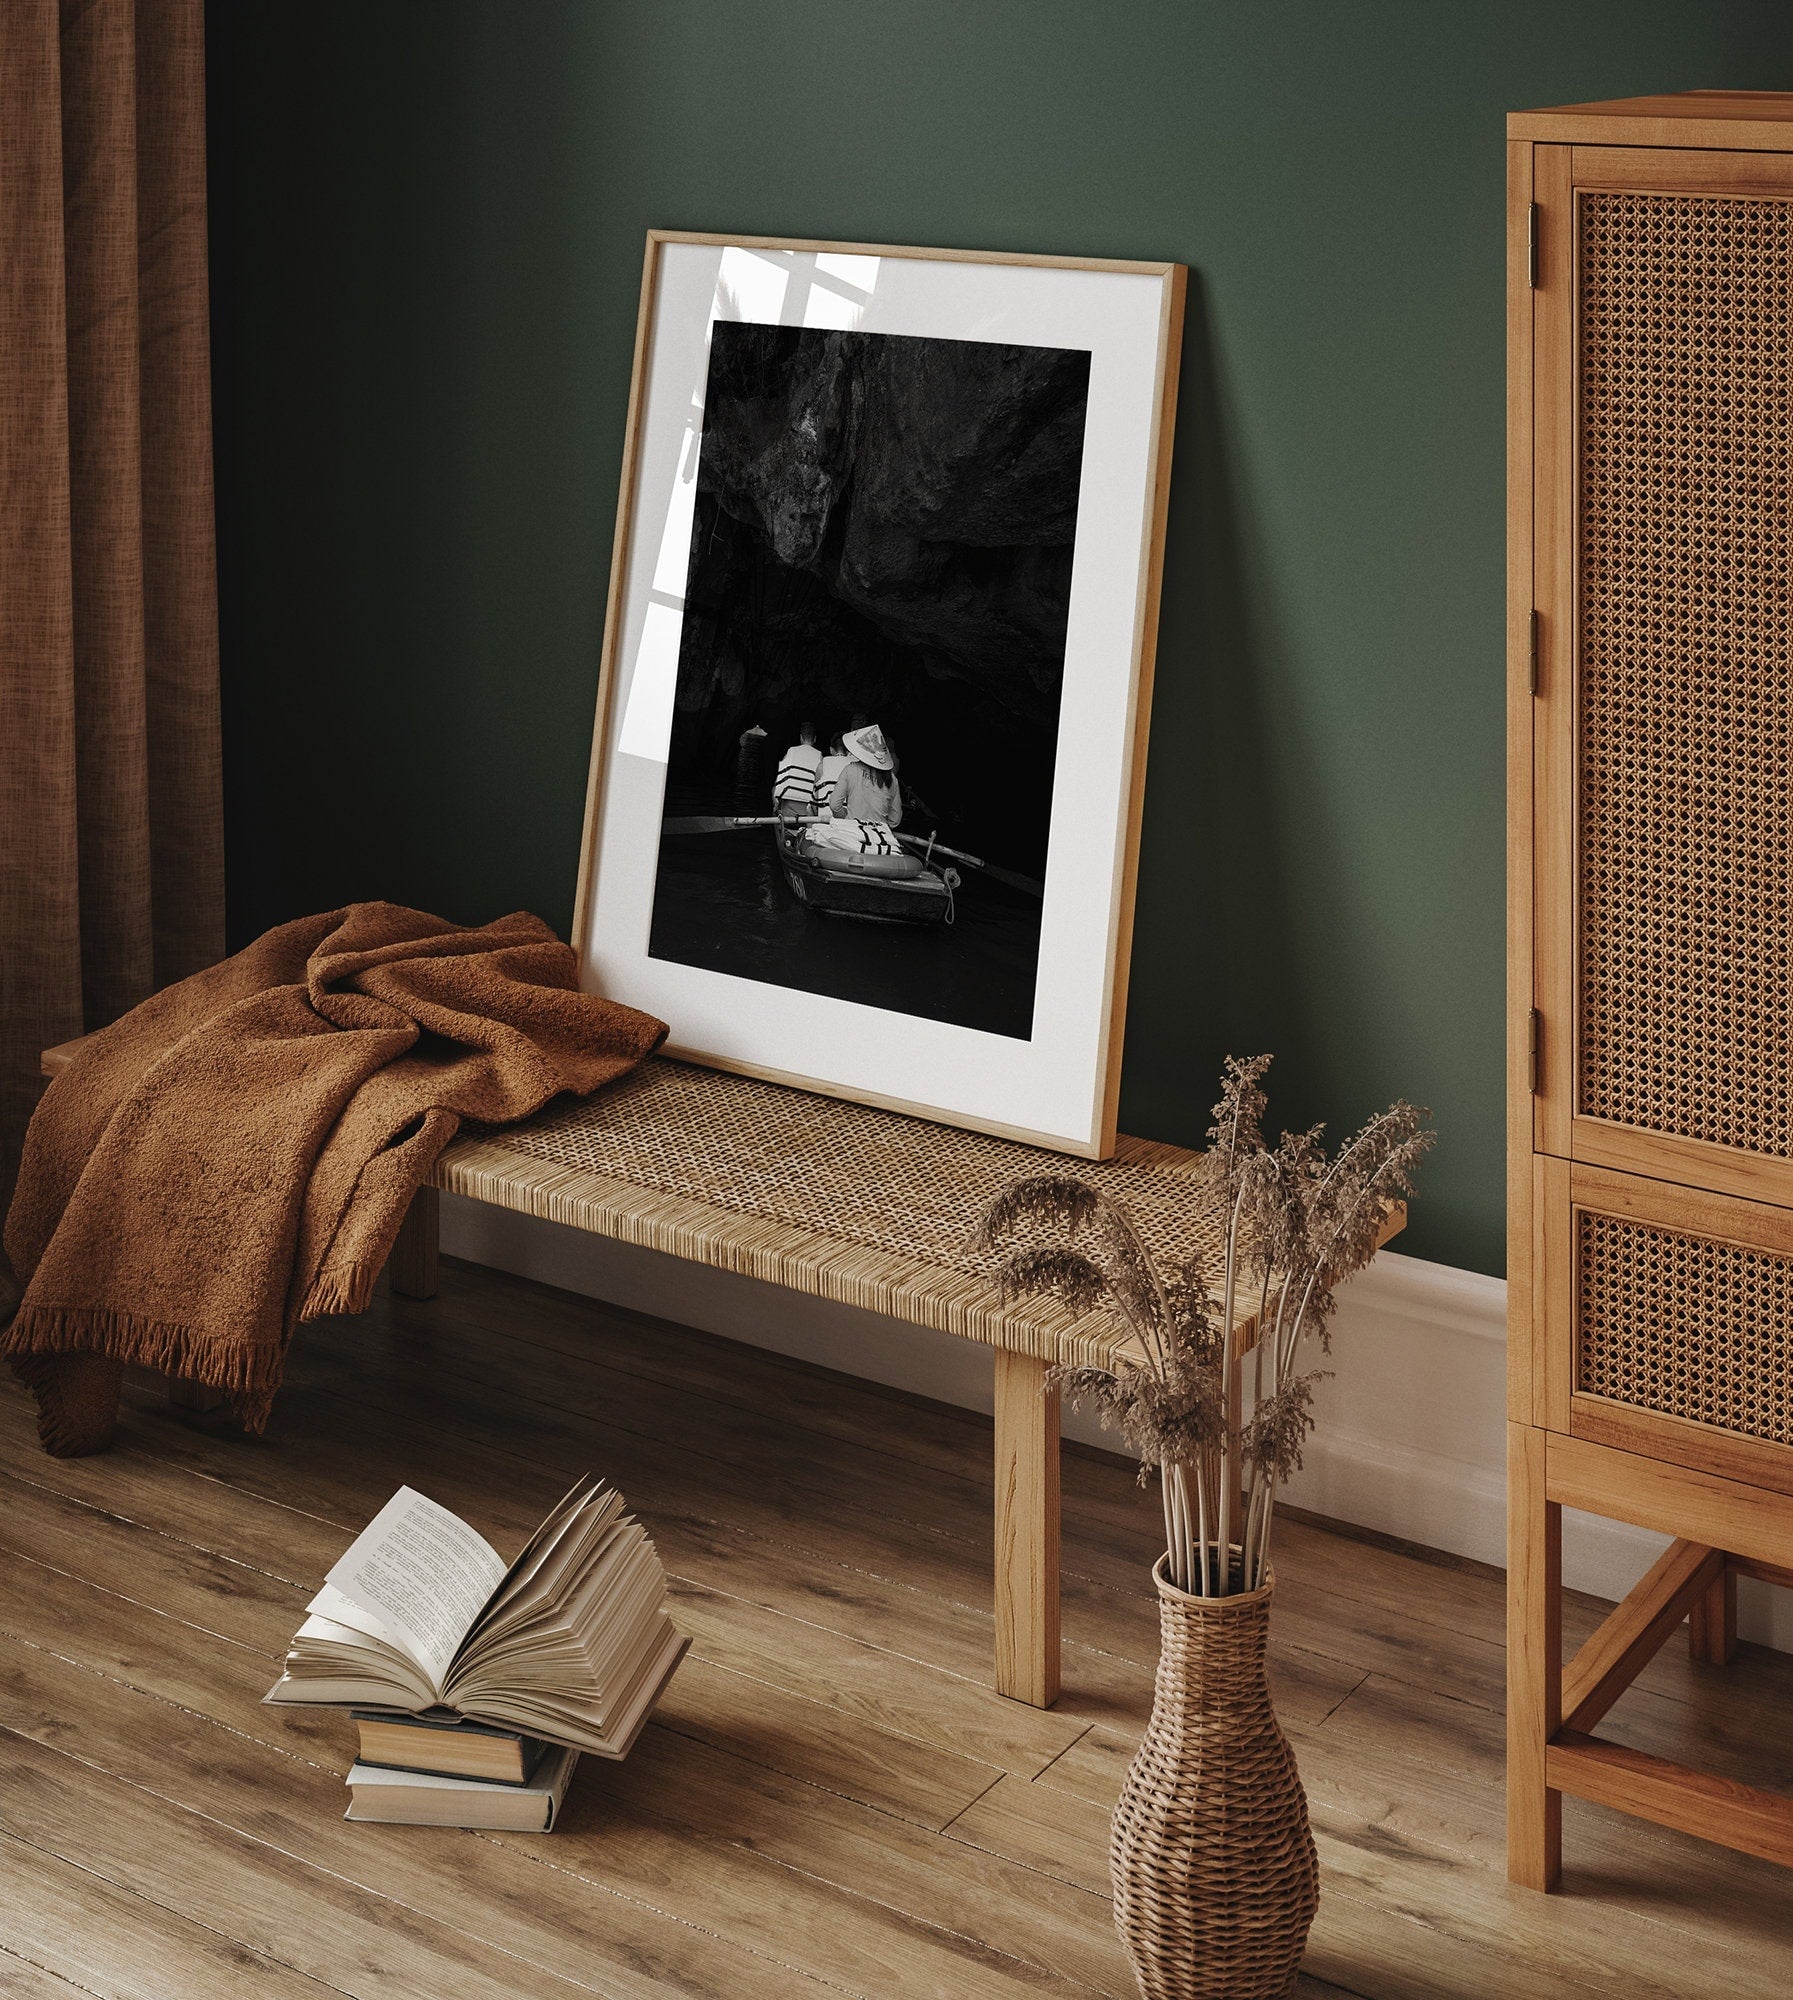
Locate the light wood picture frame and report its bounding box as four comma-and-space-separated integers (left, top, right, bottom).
573, 231, 1185, 1157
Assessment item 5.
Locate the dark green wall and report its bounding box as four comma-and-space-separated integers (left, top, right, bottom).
205, 3, 1793, 1277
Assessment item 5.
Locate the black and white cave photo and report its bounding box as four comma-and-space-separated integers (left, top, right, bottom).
647, 321, 1091, 1042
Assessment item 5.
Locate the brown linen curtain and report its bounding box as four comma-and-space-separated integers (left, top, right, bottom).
0, 0, 223, 1253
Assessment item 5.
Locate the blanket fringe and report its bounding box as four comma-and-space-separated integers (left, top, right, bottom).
1, 1304, 286, 1437
296, 1261, 379, 1323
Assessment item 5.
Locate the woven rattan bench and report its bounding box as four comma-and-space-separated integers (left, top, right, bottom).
41, 1038, 1401, 1708
393, 1057, 1403, 1707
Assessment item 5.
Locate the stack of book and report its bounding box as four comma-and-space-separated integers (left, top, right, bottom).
266, 1476, 688, 1830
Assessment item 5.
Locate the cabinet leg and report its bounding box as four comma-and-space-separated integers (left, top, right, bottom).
1688, 1559, 1738, 1667
1508, 1422, 1562, 1889
390, 1186, 440, 1300
993, 1349, 1061, 1708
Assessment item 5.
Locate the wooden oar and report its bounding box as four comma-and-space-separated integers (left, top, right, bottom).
984, 864, 1046, 899
895, 833, 1044, 901
661, 814, 818, 834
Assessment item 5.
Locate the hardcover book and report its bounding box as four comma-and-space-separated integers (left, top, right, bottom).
349, 1709, 551, 1786
344, 1745, 579, 1831
266, 1476, 687, 1759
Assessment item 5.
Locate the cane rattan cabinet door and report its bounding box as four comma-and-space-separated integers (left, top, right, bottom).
1535, 1159, 1793, 1490
1531, 145, 1793, 1207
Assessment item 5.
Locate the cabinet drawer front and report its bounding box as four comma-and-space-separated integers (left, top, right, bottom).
1541, 1163, 1793, 1492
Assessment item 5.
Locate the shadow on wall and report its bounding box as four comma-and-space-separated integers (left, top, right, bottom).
209, 3, 617, 948
1120, 273, 1320, 1147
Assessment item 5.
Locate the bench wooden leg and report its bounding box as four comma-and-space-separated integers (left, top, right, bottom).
993, 1349, 1060, 1708
168, 1378, 226, 1414
390, 1186, 440, 1300
1508, 1421, 1562, 1889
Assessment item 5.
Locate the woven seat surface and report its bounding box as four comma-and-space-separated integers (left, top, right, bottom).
435, 1057, 1235, 1366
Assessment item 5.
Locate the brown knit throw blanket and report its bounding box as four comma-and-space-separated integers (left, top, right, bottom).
2, 904, 667, 1456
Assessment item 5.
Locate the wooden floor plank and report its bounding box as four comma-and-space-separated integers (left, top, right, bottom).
1305, 1671, 1793, 1932
421, 1265, 1539, 1666
657, 1652, 1004, 1828
427, 1266, 1001, 1480
0, 1634, 870, 2000
0, 1466, 314, 1656
420, 1269, 1515, 1651
0, 1467, 1016, 1839
501, 1726, 1129, 1999
390, 1285, 1000, 1543
265, 1335, 1777, 2000
272, 1313, 1445, 1715
55, 1372, 1173, 1729
663, 1570, 1090, 1774
0, 1830, 352, 2000
1035, 1674, 1793, 1999
0, 1386, 1351, 1788
1047, 1668, 1793, 1912
945, 1761, 1631, 2000
5, 1256, 1792, 2000
8, 1411, 1089, 1777
0, 1940, 113, 2000
3, 1729, 641, 2000
309, 1293, 1418, 1679
0, 1525, 1131, 1999
946, 1772, 1111, 1895
293, 1298, 1793, 1755
0, 1436, 360, 1587
1299, 1881, 1613, 2000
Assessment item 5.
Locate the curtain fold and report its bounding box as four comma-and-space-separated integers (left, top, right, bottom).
0, 0, 222, 1218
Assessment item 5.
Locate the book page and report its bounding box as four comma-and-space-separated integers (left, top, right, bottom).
324, 1487, 507, 1693
459, 1478, 620, 1661
473, 1477, 600, 1635
306, 1581, 410, 1658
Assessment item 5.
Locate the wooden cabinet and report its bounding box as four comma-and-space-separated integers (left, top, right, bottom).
1509, 93, 1793, 1889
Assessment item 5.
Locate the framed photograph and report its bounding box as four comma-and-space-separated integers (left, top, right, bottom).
573, 231, 1184, 1156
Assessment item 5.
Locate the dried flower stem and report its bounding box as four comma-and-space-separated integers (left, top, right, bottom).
979, 1057, 1432, 1598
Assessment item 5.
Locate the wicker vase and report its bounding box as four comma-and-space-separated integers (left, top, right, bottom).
1110, 1555, 1319, 2000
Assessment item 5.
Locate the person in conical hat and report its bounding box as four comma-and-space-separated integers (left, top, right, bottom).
826, 721, 903, 826
842, 723, 893, 769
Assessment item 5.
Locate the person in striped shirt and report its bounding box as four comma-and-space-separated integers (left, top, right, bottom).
814, 733, 850, 814
772, 722, 824, 818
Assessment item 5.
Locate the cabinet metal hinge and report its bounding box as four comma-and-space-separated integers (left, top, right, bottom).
1529, 609, 1540, 695
1527, 204, 1538, 288
1529, 1009, 1541, 1094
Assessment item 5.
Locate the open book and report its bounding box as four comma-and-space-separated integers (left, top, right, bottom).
265, 1476, 687, 1758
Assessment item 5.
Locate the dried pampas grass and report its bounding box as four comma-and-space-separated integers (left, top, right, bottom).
978, 1055, 1432, 1596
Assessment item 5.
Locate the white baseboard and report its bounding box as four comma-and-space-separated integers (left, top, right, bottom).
441, 1196, 1792, 1652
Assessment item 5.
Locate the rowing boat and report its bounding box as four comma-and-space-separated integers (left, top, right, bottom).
774, 819, 955, 925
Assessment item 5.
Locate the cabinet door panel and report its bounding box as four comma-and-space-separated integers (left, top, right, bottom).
1533, 146, 1793, 1206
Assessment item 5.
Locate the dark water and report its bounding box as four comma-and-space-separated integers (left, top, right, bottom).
647, 828, 1041, 1039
